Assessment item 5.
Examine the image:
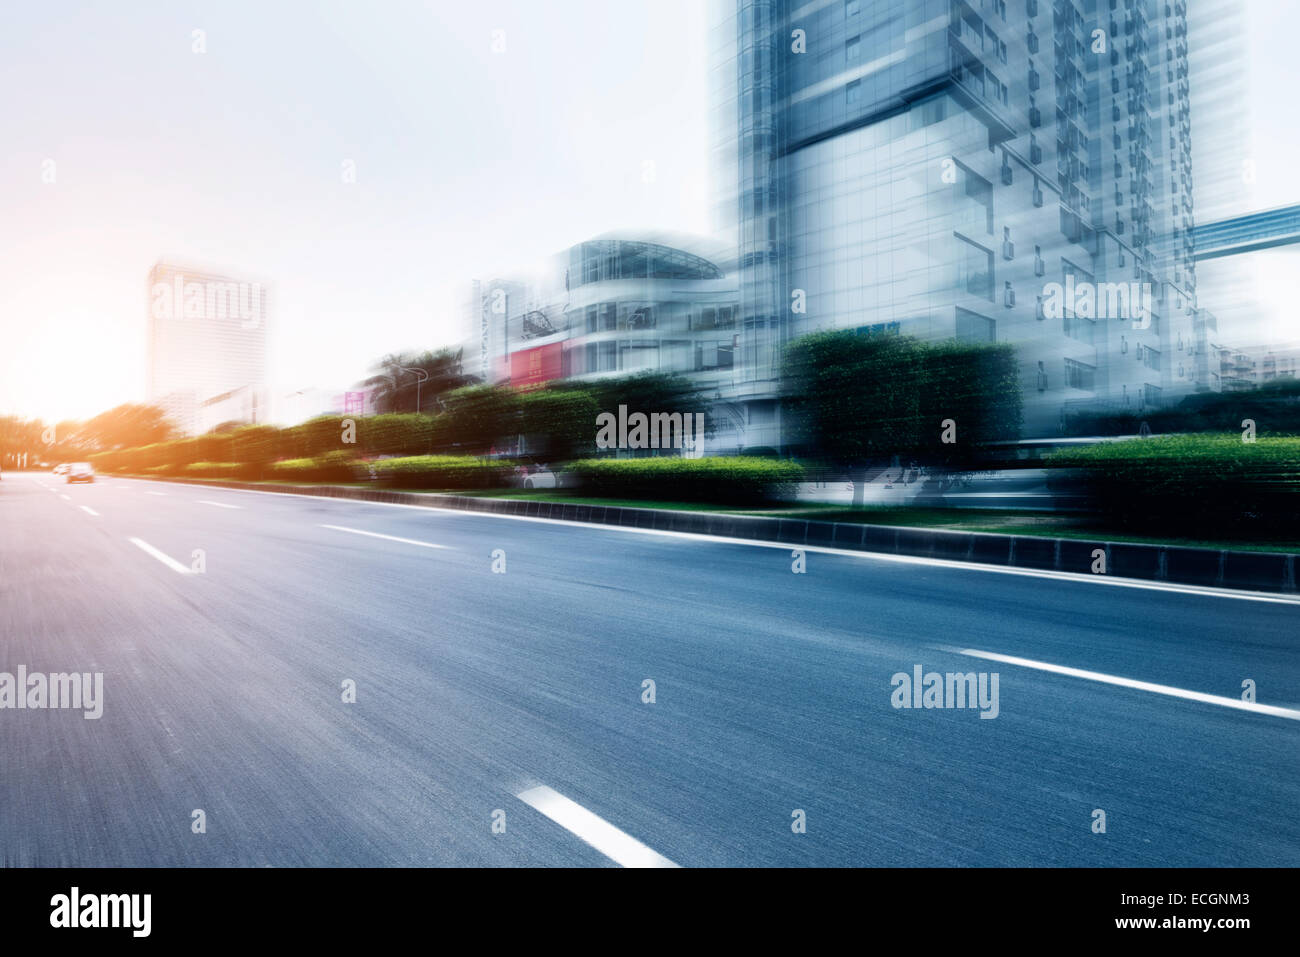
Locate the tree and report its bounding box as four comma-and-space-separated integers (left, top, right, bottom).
76, 404, 177, 452
363, 348, 477, 414
581, 371, 714, 453
517, 389, 599, 462
784, 331, 924, 505
437, 385, 519, 455
784, 330, 1021, 505
916, 339, 1023, 482
0, 416, 45, 468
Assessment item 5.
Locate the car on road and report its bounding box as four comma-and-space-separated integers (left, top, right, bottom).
66, 462, 95, 484
52, 463, 69, 475
512, 461, 557, 489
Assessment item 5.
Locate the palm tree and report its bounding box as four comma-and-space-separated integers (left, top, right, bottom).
362, 348, 478, 413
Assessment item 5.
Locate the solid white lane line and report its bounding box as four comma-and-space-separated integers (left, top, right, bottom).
80, 506, 99, 516
953, 648, 1300, 721
59, 494, 70, 500
318, 524, 449, 550
197, 500, 241, 509
121, 480, 1300, 606
516, 786, 680, 868
128, 538, 192, 575
146, 491, 167, 497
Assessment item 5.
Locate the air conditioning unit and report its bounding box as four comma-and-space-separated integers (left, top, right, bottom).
1034, 257, 1046, 277
1033, 186, 1044, 207
1005, 284, 1016, 308
1030, 143, 1042, 164
1001, 164, 1013, 185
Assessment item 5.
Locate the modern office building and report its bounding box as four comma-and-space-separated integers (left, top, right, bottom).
465, 232, 770, 452
709, 0, 1203, 437
146, 262, 269, 435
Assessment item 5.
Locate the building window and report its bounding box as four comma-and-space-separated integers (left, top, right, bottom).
846, 79, 861, 104
846, 35, 860, 59
1065, 358, 1096, 391
955, 235, 995, 302
953, 161, 994, 235
846, 0, 860, 14
957, 308, 996, 342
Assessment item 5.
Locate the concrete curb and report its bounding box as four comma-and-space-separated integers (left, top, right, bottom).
124, 475, 1298, 594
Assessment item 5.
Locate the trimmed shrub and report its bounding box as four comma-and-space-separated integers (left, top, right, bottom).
1046, 434, 1300, 534
568, 456, 804, 504
268, 451, 360, 483
180, 462, 248, 480
359, 414, 435, 456
281, 416, 348, 459
370, 455, 511, 490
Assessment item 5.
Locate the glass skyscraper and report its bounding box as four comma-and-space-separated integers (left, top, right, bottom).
711, 0, 1201, 438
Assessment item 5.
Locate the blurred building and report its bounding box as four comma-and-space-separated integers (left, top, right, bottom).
146, 262, 269, 435
1210, 342, 1256, 392
1254, 346, 1299, 386
466, 232, 771, 452
709, 0, 1204, 438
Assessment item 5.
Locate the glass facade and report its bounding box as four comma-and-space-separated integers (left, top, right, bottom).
711, 0, 1201, 437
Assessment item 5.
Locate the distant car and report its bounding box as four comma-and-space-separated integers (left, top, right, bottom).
66, 463, 95, 484
52, 463, 69, 475
513, 461, 556, 489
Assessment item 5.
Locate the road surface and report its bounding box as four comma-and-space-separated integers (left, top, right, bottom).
2, 472, 1298, 866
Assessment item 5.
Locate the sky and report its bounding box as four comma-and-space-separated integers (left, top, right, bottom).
0, 0, 713, 422
1, 0, 1297, 424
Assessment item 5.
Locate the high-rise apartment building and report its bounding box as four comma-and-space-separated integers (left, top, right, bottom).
146, 262, 269, 435
710, 0, 1201, 437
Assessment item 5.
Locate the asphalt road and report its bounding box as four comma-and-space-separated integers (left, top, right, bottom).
2, 471, 1298, 866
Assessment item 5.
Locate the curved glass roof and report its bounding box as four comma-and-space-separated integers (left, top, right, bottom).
569, 239, 724, 286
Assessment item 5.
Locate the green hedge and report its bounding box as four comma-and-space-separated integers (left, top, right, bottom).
568, 456, 804, 503
369, 455, 511, 490
1046, 434, 1300, 533
180, 462, 249, 480
267, 451, 359, 483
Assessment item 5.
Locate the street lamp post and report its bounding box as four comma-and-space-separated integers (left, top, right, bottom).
398, 366, 430, 414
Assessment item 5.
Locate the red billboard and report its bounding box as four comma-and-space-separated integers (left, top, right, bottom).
509, 343, 563, 390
